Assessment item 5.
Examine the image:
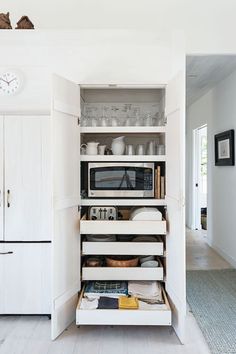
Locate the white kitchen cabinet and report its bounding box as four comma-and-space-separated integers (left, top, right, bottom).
51, 74, 81, 340
0, 243, 51, 314
0, 115, 52, 317
48, 70, 186, 342
4, 115, 51, 242
0, 116, 3, 241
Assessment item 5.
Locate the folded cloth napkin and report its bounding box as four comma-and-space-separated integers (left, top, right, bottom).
119, 296, 139, 309
80, 297, 98, 310
138, 300, 167, 310
128, 281, 164, 304
98, 297, 118, 309
84, 281, 128, 298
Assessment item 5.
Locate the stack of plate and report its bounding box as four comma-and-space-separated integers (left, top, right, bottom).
129, 207, 162, 221
86, 234, 116, 242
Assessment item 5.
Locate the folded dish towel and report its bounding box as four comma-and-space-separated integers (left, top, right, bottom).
128, 281, 163, 304
98, 297, 118, 309
84, 281, 128, 298
119, 296, 139, 309
80, 297, 98, 310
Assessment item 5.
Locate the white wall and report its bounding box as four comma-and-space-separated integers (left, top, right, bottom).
0, 30, 184, 113
208, 70, 236, 267
187, 69, 236, 268
2, 0, 236, 54
186, 91, 212, 228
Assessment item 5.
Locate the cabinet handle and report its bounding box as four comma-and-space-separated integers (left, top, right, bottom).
0, 251, 13, 255
7, 189, 10, 207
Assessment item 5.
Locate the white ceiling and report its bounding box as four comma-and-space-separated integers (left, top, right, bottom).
186, 55, 236, 106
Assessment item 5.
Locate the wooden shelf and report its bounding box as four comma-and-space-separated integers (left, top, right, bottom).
81, 198, 166, 206
81, 126, 166, 134
80, 155, 166, 162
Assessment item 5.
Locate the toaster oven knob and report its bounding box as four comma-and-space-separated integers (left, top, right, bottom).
108, 215, 114, 220
91, 215, 97, 220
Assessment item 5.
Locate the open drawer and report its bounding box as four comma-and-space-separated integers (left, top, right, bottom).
76, 286, 171, 326
80, 215, 166, 235
82, 266, 164, 281
82, 241, 164, 256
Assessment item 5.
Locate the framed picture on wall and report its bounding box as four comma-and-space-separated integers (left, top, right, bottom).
215, 129, 235, 166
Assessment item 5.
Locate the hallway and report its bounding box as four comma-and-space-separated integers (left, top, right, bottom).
186, 229, 231, 271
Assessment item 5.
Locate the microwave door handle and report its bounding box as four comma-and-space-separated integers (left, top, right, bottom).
126, 172, 134, 189
118, 172, 126, 190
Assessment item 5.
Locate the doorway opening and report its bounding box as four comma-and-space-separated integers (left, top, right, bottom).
193, 125, 207, 230
186, 54, 235, 271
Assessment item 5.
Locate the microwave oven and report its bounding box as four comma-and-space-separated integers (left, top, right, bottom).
88, 162, 154, 198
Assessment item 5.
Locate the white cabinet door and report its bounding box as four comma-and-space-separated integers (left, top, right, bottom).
0, 243, 5, 313
165, 71, 186, 343
0, 116, 3, 241
4, 115, 51, 241
51, 74, 81, 340
1, 243, 51, 314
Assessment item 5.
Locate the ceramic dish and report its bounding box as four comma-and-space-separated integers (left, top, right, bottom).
86, 234, 116, 242
139, 255, 155, 264
141, 260, 159, 268
86, 257, 102, 267
129, 207, 162, 221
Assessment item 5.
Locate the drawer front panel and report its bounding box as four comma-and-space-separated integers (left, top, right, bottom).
82, 267, 163, 281
80, 220, 166, 235
82, 241, 164, 255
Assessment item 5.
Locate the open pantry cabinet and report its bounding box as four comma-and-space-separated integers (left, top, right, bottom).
51, 71, 186, 343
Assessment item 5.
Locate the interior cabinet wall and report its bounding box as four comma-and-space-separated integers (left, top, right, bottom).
4, 115, 52, 242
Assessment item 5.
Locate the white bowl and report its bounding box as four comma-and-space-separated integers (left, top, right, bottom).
141, 260, 159, 268
140, 255, 155, 264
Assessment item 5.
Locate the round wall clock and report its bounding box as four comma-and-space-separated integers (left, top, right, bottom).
0, 71, 21, 95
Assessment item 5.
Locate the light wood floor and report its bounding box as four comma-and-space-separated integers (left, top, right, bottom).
0, 229, 231, 354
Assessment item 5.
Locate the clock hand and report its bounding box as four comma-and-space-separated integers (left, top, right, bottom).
0, 78, 9, 84
8, 78, 17, 84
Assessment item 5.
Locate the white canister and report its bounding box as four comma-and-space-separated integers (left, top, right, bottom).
111, 136, 125, 155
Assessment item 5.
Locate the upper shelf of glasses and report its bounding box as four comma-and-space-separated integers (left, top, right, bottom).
80, 126, 166, 134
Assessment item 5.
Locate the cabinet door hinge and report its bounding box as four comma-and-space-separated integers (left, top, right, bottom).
77, 117, 80, 126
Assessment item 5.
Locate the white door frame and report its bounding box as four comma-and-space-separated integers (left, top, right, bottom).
192, 124, 207, 230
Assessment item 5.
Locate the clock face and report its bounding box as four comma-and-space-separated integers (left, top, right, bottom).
0, 72, 21, 95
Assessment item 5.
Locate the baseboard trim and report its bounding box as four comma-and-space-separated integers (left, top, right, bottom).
211, 243, 236, 269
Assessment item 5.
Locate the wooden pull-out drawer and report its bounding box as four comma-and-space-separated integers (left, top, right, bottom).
76, 285, 171, 326
82, 266, 164, 281
82, 241, 164, 256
